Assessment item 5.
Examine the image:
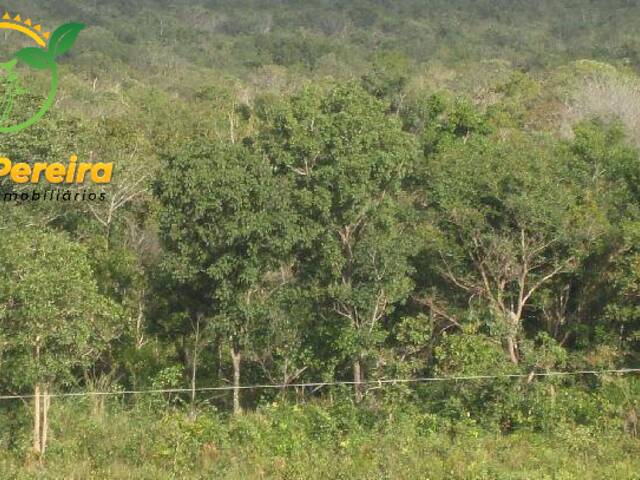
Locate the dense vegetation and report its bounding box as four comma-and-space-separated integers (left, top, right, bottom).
0, 1, 639, 478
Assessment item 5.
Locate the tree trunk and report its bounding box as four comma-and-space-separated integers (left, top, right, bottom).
41, 387, 50, 457
353, 357, 363, 402
33, 383, 41, 455
231, 346, 242, 414
507, 336, 519, 365
32, 383, 51, 459
190, 316, 201, 415
217, 336, 224, 382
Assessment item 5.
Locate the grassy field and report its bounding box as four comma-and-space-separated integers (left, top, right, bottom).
0, 399, 638, 479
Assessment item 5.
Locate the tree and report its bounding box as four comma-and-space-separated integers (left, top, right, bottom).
257, 83, 417, 400
565, 121, 640, 362
361, 50, 412, 112
85, 117, 154, 247
154, 141, 296, 413
0, 226, 118, 458
419, 133, 602, 364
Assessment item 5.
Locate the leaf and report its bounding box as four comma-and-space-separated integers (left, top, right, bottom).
48, 23, 86, 58
14, 48, 54, 70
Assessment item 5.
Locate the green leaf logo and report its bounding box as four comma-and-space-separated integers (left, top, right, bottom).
48, 23, 86, 58
13, 22, 85, 72
14, 47, 54, 70
0, 21, 86, 133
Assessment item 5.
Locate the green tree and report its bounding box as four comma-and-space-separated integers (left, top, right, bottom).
419, 133, 602, 364
361, 50, 412, 111
0, 226, 118, 457
154, 141, 296, 413
258, 84, 417, 400
565, 121, 640, 362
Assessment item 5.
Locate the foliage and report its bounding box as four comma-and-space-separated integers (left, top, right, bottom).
0, 0, 639, 476
0, 226, 118, 390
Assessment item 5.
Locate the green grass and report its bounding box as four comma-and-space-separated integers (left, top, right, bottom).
1, 399, 638, 479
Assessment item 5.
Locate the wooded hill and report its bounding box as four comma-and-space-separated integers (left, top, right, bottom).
0, 1, 639, 478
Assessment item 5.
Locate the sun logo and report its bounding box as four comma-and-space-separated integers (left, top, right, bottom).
0, 13, 85, 133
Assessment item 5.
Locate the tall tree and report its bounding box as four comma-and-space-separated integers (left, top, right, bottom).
154, 141, 296, 413
258, 83, 417, 400
419, 133, 603, 364
0, 225, 118, 458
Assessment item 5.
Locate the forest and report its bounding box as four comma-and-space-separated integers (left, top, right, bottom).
0, 0, 639, 478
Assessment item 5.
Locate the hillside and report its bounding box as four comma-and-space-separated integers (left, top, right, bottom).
0, 1, 639, 478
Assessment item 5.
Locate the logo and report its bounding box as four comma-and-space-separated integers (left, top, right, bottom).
0, 155, 112, 184
0, 13, 85, 133
0, 14, 112, 195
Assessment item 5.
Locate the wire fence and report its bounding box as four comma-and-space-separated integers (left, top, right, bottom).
1, 368, 638, 401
